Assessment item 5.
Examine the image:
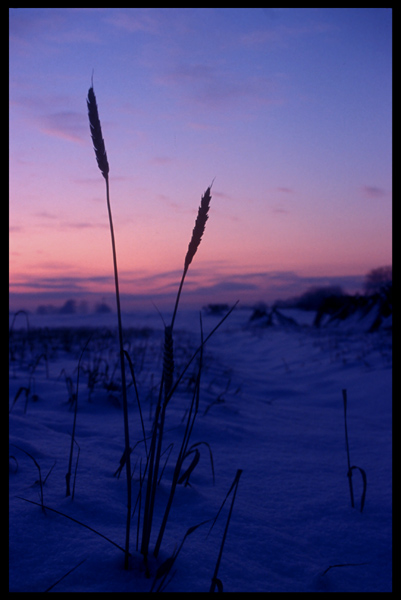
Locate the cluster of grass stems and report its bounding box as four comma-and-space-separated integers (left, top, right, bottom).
86, 80, 241, 583
12, 80, 242, 591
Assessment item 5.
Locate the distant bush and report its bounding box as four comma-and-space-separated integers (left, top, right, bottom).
248, 304, 298, 328
294, 286, 345, 311
314, 294, 360, 327
313, 285, 392, 331
95, 302, 112, 314
36, 304, 56, 315
203, 303, 230, 316
249, 302, 268, 321
364, 265, 392, 294
59, 299, 77, 315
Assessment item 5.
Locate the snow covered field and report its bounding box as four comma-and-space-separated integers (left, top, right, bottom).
9, 306, 392, 592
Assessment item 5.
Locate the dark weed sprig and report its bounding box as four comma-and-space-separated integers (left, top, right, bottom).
10, 445, 56, 511
342, 389, 367, 512
209, 469, 243, 592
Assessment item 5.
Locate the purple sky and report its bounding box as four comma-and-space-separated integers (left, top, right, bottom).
9, 8, 392, 314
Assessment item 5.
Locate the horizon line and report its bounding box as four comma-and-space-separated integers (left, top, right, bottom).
9, 270, 369, 316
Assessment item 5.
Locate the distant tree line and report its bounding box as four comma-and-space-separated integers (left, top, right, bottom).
36, 299, 112, 315
268, 265, 392, 331
274, 265, 392, 312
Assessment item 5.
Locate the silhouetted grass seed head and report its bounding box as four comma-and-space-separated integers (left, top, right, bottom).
87, 86, 109, 180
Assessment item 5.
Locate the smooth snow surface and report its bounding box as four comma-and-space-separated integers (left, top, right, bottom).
9, 307, 392, 592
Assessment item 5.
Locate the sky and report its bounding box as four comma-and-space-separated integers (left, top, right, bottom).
9, 8, 392, 314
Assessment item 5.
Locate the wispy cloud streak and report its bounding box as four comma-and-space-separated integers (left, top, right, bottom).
360, 185, 388, 199
157, 62, 278, 111
40, 112, 86, 143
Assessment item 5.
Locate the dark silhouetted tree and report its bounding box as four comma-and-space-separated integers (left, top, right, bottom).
295, 286, 344, 311
95, 302, 112, 314
59, 299, 77, 314
364, 266, 392, 294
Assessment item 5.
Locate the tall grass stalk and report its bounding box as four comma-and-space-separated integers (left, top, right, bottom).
87, 82, 131, 569
140, 302, 237, 567
140, 186, 212, 563
153, 314, 204, 557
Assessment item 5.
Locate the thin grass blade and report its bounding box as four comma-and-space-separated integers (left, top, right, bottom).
17, 496, 128, 555
44, 558, 87, 593
209, 469, 242, 593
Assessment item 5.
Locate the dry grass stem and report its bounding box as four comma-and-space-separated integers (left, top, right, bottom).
87, 81, 131, 569
209, 469, 242, 593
